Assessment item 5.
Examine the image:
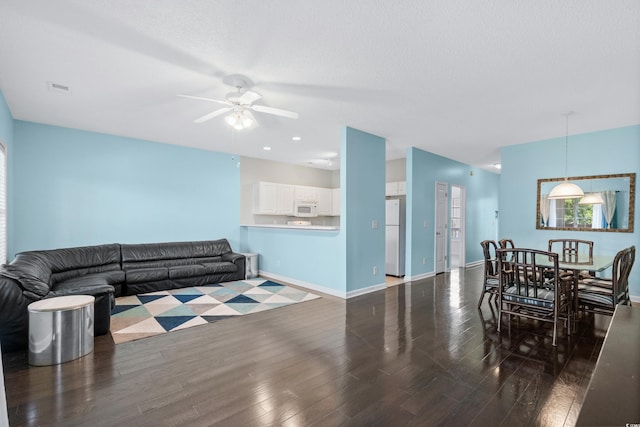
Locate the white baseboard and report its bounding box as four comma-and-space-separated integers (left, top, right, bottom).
630, 295, 640, 304
345, 282, 387, 299
257, 271, 388, 299
466, 260, 484, 268
404, 271, 435, 282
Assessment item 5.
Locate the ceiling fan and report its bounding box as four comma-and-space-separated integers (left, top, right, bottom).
178, 75, 299, 130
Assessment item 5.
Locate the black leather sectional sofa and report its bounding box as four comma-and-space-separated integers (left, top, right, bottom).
0, 239, 245, 351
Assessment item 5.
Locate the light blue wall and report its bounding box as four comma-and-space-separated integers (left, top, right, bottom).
12, 121, 240, 256
500, 125, 640, 297
343, 127, 386, 292
406, 147, 500, 277
241, 227, 344, 294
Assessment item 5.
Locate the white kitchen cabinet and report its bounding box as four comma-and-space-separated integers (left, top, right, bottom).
294, 185, 319, 202
331, 188, 340, 216
276, 184, 295, 215
397, 181, 406, 195
317, 188, 333, 216
386, 181, 406, 196
253, 182, 277, 214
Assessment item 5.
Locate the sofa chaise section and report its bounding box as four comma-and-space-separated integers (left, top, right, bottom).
0, 243, 122, 351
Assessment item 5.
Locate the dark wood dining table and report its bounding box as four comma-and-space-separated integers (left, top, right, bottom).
534, 252, 615, 329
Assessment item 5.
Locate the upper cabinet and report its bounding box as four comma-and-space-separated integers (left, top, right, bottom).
331, 188, 340, 216
276, 184, 295, 216
386, 181, 406, 196
253, 182, 277, 214
254, 182, 338, 216
317, 188, 333, 216
294, 185, 319, 202
254, 182, 295, 215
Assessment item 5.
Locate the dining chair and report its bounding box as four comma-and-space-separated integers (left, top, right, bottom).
578, 246, 635, 316
548, 239, 594, 262
478, 240, 500, 308
496, 248, 572, 346
548, 238, 595, 278
499, 238, 515, 249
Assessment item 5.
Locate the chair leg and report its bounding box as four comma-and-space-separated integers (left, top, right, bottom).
477, 290, 485, 309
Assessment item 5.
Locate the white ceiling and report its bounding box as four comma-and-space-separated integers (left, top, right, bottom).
0, 1, 638, 171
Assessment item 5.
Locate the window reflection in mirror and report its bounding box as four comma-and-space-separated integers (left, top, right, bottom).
536, 173, 635, 232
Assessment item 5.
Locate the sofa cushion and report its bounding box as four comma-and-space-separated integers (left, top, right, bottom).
201, 262, 238, 275
125, 267, 169, 284
121, 239, 232, 263
168, 265, 206, 279
53, 271, 125, 290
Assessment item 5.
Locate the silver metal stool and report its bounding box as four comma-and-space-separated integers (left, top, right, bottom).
28, 295, 95, 366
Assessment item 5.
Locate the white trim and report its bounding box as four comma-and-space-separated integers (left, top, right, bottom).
630, 295, 640, 304
258, 270, 388, 299
346, 282, 386, 299
466, 260, 484, 268
405, 271, 436, 282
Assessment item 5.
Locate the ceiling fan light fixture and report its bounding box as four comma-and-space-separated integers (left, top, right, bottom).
225, 109, 254, 130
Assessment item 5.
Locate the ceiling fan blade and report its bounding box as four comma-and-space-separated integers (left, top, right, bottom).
237, 90, 262, 105
193, 107, 232, 123
250, 105, 299, 119
177, 94, 231, 106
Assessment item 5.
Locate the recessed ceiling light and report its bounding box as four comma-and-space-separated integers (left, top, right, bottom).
292, 136, 301, 141
263, 146, 271, 151
492, 163, 502, 169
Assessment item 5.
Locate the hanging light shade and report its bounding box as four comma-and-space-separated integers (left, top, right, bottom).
579, 192, 604, 205
548, 180, 585, 199
548, 112, 584, 200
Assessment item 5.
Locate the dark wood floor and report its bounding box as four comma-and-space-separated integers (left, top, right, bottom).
2, 266, 611, 426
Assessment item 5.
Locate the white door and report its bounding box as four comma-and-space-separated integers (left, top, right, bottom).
435, 182, 448, 274
449, 185, 466, 268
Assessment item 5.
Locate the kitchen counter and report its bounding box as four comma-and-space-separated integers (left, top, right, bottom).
241, 224, 339, 231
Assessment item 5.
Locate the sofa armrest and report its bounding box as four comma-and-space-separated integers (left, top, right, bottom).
222, 252, 246, 276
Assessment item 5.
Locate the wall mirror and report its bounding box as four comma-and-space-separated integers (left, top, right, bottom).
536, 173, 635, 232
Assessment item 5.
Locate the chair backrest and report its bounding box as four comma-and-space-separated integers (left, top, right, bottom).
480, 240, 499, 278
612, 246, 635, 304
548, 239, 594, 262
499, 239, 515, 249
496, 248, 567, 305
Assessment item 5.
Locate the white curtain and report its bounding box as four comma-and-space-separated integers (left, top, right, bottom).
592, 201, 603, 229
540, 194, 551, 227
602, 190, 617, 229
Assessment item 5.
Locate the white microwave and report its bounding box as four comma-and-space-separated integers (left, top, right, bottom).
294, 200, 318, 217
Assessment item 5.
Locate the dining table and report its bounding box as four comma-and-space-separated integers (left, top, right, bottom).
535, 252, 615, 330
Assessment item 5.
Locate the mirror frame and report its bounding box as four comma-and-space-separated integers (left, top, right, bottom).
536, 173, 635, 232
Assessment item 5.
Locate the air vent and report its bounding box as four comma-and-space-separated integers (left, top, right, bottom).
47, 81, 71, 94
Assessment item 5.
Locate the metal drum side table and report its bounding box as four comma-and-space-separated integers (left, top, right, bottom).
28, 295, 95, 366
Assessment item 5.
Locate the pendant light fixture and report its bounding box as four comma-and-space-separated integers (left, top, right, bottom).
578, 192, 604, 204
548, 111, 584, 200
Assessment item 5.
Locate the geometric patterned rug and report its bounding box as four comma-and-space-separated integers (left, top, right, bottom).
110, 278, 321, 344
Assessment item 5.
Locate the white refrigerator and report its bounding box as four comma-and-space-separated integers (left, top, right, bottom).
385, 198, 406, 277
